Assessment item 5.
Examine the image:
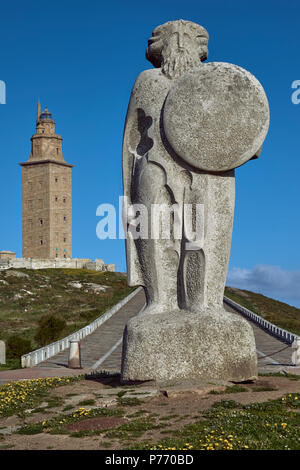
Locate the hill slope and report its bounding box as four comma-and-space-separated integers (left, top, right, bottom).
0, 270, 299, 363
0, 268, 134, 353
225, 286, 300, 336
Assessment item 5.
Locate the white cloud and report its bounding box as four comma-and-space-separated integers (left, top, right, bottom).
227, 264, 300, 306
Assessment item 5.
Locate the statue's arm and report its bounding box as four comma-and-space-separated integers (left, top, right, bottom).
122, 71, 146, 201
122, 71, 150, 286
122, 96, 135, 202
122, 69, 164, 200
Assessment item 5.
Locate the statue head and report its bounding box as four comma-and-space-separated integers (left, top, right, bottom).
146, 20, 209, 79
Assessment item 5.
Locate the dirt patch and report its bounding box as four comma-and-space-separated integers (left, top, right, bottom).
67, 416, 127, 432
50, 377, 123, 397
50, 381, 105, 399
142, 376, 300, 413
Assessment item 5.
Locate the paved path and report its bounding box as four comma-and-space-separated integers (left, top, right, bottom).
35, 288, 146, 370
224, 303, 293, 371
0, 289, 296, 382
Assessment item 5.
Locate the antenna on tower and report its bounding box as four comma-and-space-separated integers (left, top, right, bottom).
36, 100, 41, 124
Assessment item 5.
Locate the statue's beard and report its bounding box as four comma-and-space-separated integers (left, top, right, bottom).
161, 46, 203, 79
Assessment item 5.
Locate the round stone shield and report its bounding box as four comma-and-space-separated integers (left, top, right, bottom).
163, 62, 270, 172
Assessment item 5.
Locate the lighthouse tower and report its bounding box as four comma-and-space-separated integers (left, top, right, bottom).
20, 102, 73, 259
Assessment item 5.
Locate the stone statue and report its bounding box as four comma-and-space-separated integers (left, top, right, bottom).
121, 20, 269, 384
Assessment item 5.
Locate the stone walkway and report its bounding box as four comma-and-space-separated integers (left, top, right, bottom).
224, 303, 293, 372
35, 288, 146, 370
0, 289, 296, 382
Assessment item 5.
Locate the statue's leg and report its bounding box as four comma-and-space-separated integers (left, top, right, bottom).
183, 170, 235, 310
202, 171, 235, 308
131, 160, 180, 314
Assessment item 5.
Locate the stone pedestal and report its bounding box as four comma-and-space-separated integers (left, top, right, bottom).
121, 308, 257, 385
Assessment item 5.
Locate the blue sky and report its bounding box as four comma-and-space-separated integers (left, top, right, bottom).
0, 0, 299, 306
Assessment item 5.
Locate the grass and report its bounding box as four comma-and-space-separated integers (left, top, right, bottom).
209, 385, 248, 395
0, 359, 21, 371
104, 417, 165, 440
0, 268, 134, 362
159, 414, 179, 420
17, 422, 45, 435
102, 441, 113, 448
259, 372, 300, 381
0, 376, 81, 417
45, 396, 64, 409
225, 286, 300, 336
31, 406, 47, 413
16, 405, 125, 436
132, 393, 300, 450
126, 410, 149, 418
62, 405, 74, 412
14, 392, 298, 450
117, 397, 144, 407
0, 444, 15, 449
252, 386, 278, 392
77, 399, 96, 406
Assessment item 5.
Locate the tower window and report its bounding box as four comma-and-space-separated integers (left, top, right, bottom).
63, 216, 67, 222
56, 148, 59, 155
40, 219, 43, 225
55, 177, 58, 183
55, 196, 58, 202
40, 239, 43, 245
63, 198, 66, 203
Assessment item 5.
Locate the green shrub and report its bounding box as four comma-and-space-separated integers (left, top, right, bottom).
6, 334, 32, 359
34, 314, 66, 347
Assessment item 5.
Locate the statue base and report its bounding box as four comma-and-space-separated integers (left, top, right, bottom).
121, 307, 257, 385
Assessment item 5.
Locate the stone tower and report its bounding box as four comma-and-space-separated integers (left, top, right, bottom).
20, 103, 73, 259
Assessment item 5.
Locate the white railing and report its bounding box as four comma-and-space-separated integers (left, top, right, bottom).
224, 296, 299, 344
21, 287, 141, 368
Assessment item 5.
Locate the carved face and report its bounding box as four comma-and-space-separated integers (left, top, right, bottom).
146, 20, 209, 79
